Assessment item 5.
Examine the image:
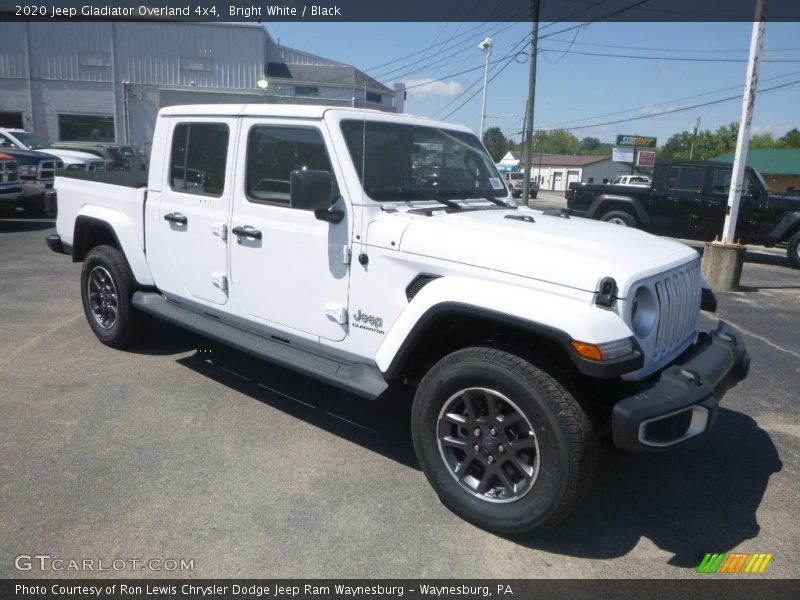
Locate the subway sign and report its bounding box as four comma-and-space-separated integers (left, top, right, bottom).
616, 135, 657, 148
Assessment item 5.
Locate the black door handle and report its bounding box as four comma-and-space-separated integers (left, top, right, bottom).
164, 212, 187, 225
231, 225, 262, 240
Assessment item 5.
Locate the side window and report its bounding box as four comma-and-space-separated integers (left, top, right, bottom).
0, 133, 14, 148
712, 169, 732, 195
170, 123, 229, 197
666, 166, 704, 191
246, 126, 332, 206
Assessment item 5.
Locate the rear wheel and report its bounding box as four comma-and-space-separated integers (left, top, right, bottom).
411, 346, 596, 534
787, 231, 800, 269
80, 245, 150, 347
600, 210, 636, 227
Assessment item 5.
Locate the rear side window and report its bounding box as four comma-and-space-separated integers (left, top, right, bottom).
245, 126, 332, 206
666, 166, 704, 191
170, 123, 229, 197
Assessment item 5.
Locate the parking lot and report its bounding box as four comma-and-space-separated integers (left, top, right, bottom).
1, 212, 798, 579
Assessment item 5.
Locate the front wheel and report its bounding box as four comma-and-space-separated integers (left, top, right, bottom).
80, 245, 150, 347
787, 231, 800, 269
411, 347, 597, 534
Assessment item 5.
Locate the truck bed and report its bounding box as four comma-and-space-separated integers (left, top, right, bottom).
59, 169, 148, 188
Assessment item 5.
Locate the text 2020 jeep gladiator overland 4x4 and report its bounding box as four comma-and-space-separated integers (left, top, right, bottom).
47, 105, 750, 533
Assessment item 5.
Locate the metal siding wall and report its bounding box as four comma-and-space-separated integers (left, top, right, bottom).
115, 23, 265, 90
29, 22, 113, 82
0, 23, 27, 79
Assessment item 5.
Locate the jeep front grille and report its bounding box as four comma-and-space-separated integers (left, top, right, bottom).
652, 260, 702, 360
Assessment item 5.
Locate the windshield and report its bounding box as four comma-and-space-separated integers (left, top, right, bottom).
508, 173, 523, 180
340, 120, 507, 201
14, 131, 48, 150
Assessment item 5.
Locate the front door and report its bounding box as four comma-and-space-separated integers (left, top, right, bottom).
153, 119, 235, 305
651, 164, 705, 237
228, 119, 350, 342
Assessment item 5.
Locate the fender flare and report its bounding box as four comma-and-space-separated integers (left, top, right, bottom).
767, 210, 800, 242
376, 277, 641, 381
587, 194, 651, 227
73, 209, 154, 287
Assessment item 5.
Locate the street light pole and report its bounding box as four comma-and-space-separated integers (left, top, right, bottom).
478, 37, 492, 136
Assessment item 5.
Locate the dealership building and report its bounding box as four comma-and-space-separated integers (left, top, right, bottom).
0, 21, 401, 153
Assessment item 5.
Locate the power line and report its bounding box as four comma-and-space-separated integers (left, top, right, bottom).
539, 48, 800, 63
543, 37, 800, 54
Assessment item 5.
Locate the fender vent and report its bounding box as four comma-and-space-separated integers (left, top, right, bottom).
406, 274, 441, 301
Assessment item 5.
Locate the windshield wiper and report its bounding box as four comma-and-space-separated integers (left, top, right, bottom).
368, 186, 462, 210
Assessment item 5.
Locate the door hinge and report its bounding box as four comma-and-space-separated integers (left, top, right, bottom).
212, 273, 228, 292
342, 245, 352, 265
212, 223, 228, 240
325, 303, 348, 325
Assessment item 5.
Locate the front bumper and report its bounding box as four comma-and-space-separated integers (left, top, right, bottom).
612, 321, 749, 451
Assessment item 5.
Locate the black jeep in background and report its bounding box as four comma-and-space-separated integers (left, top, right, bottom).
566, 159, 800, 268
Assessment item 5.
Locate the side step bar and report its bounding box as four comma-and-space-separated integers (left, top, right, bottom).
132, 292, 388, 400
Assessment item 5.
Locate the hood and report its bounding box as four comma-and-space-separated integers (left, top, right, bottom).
392, 207, 698, 296
0, 147, 60, 164
45, 148, 102, 164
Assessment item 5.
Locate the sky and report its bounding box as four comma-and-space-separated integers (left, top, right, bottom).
266, 21, 800, 147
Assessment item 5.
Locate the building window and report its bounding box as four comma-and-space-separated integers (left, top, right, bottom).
78, 53, 110, 67
295, 86, 319, 98
170, 123, 229, 197
245, 126, 333, 206
587, 177, 594, 183
0, 112, 24, 129
180, 57, 213, 72
58, 114, 114, 142
366, 92, 382, 104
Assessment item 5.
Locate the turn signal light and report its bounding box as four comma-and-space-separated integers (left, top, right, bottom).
571, 341, 604, 361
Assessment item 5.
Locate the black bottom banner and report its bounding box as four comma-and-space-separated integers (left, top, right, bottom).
2, 579, 800, 600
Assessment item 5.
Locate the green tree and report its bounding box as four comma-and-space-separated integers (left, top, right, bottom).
482, 127, 509, 162
533, 129, 581, 155
579, 136, 603, 153
779, 128, 800, 148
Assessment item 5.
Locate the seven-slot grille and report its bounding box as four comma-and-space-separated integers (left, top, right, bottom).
652, 260, 702, 360
38, 160, 56, 183
1, 159, 18, 183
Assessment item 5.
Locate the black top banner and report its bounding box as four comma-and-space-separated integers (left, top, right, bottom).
0, 0, 799, 22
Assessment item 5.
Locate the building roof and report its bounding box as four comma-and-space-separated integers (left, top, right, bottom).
711, 149, 800, 175
527, 154, 610, 167
265, 62, 392, 95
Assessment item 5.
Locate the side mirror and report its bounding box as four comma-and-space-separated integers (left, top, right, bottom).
289, 169, 343, 223
290, 169, 333, 210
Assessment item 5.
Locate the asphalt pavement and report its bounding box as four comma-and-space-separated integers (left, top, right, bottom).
1, 212, 798, 579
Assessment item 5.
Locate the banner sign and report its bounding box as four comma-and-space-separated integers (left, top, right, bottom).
637, 150, 657, 167
612, 147, 635, 163
616, 135, 658, 148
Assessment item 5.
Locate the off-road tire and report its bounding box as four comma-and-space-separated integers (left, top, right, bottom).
80, 245, 149, 347
411, 346, 597, 534
600, 210, 636, 227
787, 231, 800, 269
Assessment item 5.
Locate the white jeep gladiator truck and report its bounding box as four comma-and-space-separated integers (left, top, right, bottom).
48, 104, 749, 533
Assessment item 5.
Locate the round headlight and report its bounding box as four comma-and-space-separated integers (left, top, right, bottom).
631, 286, 658, 338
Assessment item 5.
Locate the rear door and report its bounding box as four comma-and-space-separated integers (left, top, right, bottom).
651, 164, 706, 237
227, 118, 351, 342
149, 118, 236, 305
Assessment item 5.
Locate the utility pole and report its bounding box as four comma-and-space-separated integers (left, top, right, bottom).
689, 116, 701, 159
722, 0, 767, 243
702, 0, 768, 291
521, 0, 540, 205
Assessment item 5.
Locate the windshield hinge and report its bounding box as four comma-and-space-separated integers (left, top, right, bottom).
342, 245, 352, 265
211, 273, 228, 292
212, 222, 227, 241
